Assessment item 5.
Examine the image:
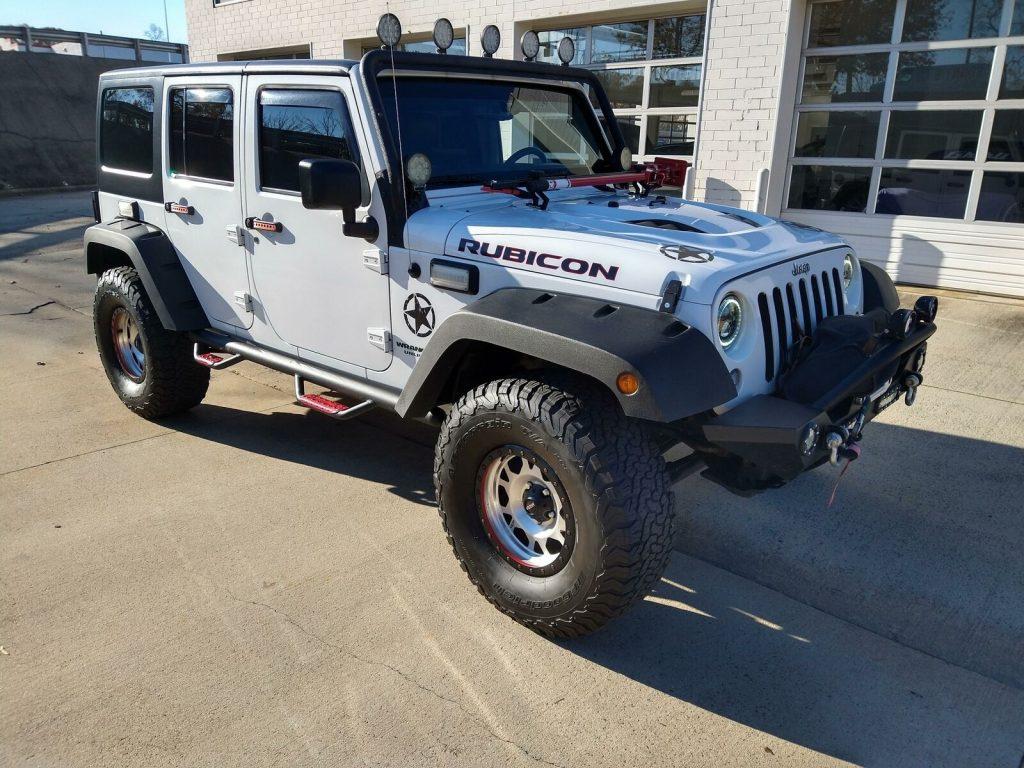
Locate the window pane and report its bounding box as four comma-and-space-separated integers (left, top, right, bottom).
977, 172, 1024, 222
807, 0, 897, 47
259, 90, 360, 192
592, 21, 648, 63
615, 115, 642, 155
182, 88, 234, 182
645, 114, 696, 155
169, 89, 184, 175
402, 38, 466, 55
593, 68, 644, 108
876, 168, 970, 217
100, 87, 154, 174
1001, 46, 1024, 98
801, 53, 888, 104
987, 111, 1024, 162
795, 111, 880, 158
893, 48, 993, 101
788, 165, 871, 211
537, 29, 587, 65
884, 110, 982, 160
649, 64, 701, 108
902, 0, 1002, 41
652, 14, 705, 59
1013, 0, 1024, 35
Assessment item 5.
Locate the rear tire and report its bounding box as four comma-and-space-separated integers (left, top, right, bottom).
434, 377, 674, 638
94, 266, 209, 419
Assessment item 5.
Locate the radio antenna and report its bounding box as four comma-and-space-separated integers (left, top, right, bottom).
382, 4, 411, 229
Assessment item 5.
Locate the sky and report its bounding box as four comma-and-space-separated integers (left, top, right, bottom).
0, 0, 189, 43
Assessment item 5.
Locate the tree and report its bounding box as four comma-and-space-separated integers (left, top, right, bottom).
143, 24, 166, 42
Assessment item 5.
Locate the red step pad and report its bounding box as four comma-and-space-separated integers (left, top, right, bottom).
195, 352, 225, 367
297, 393, 350, 416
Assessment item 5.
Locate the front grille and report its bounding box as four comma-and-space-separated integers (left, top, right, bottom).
758, 268, 845, 381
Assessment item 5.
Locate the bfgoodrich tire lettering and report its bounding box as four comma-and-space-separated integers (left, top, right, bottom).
94, 266, 209, 419
434, 378, 675, 638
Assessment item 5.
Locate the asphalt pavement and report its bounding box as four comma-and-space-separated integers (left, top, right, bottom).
2, 192, 1023, 768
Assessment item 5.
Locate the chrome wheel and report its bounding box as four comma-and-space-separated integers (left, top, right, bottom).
110, 307, 145, 381
478, 447, 574, 572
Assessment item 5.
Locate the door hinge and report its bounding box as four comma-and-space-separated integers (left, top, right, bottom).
367, 327, 391, 352
363, 248, 388, 275
234, 291, 253, 312
226, 225, 245, 246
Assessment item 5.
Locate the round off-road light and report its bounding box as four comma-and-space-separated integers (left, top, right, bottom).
799, 423, 820, 456
480, 25, 501, 57
616, 371, 640, 396
914, 295, 938, 323
405, 153, 432, 189
888, 308, 915, 340
842, 253, 856, 290
433, 18, 454, 53
619, 146, 633, 171
377, 13, 402, 47
557, 35, 575, 65
717, 294, 743, 349
520, 30, 540, 61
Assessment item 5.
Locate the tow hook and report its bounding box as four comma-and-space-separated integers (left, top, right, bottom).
824, 426, 848, 466
903, 372, 923, 406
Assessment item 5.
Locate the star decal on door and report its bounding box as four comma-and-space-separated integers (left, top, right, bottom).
403, 293, 435, 337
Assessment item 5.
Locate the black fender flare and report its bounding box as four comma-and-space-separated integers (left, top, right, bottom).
861, 260, 900, 314
84, 220, 208, 332
395, 288, 737, 423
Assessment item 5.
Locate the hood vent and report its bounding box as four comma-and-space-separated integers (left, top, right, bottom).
629, 219, 705, 233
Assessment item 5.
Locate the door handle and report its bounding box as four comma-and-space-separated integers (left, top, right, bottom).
245, 217, 283, 233
164, 202, 195, 215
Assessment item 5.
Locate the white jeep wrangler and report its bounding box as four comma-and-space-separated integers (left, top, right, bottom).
86, 19, 937, 637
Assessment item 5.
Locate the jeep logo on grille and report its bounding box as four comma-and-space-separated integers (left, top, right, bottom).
792, 261, 810, 276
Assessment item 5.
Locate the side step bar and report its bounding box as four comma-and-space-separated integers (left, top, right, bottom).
193, 343, 243, 370
192, 330, 401, 412
294, 375, 375, 421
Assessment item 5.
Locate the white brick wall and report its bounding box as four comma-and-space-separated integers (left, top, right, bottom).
691, 0, 792, 210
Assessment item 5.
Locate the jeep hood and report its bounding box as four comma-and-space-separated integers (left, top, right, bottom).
405, 191, 847, 305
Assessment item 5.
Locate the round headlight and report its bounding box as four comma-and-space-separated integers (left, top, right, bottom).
557, 35, 575, 65
480, 24, 501, 57
619, 146, 633, 171
376, 13, 402, 47
717, 294, 743, 349
405, 153, 432, 189
433, 18, 454, 52
842, 253, 856, 291
520, 30, 540, 61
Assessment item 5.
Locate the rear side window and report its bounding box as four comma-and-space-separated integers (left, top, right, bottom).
100, 87, 155, 174
168, 87, 234, 182
258, 89, 360, 192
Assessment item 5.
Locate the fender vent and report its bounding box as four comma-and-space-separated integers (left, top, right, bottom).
757, 269, 845, 382
628, 219, 705, 233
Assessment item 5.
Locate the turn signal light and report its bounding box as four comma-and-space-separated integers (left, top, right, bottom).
616, 372, 640, 396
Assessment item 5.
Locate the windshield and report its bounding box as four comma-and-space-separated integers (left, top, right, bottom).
378, 76, 611, 186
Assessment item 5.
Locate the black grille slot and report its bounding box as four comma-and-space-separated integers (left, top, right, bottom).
757, 266, 846, 382
758, 293, 775, 381
832, 267, 845, 314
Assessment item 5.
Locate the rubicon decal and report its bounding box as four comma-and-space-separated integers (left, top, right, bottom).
458, 238, 619, 281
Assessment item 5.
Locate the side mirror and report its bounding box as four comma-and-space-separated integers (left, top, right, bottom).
298, 158, 378, 242
299, 158, 363, 211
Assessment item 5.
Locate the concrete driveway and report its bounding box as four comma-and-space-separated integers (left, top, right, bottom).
1, 192, 1023, 768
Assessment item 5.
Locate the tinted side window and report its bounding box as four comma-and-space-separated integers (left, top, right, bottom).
258, 89, 360, 192
101, 87, 154, 174
168, 87, 234, 182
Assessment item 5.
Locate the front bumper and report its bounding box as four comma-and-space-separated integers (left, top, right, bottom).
699, 319, 936, 489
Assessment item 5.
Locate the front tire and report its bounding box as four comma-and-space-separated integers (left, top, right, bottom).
435, 378, 674, 638
94, 266, 209, 419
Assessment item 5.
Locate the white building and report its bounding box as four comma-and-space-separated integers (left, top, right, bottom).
186, 0, 1024, 297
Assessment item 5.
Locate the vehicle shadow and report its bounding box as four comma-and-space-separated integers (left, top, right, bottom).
164, 402, 438, 507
